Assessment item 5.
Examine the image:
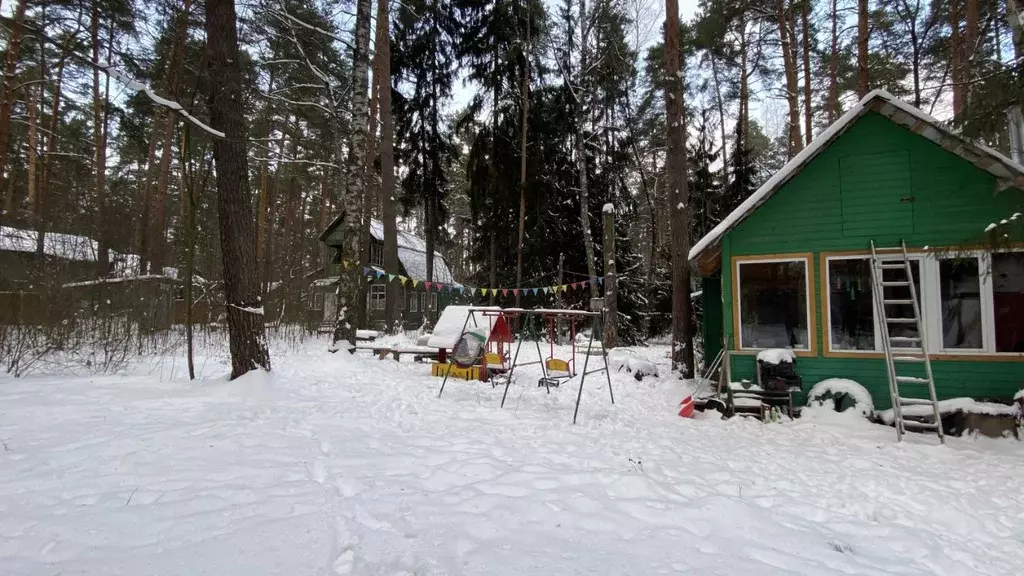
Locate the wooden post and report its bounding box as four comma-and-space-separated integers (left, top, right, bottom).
602, 204, 617, 349
556, 252, 564, 343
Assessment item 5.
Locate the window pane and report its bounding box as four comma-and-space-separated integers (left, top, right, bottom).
880, 260, 920, 348
993, 253, 1024, 352
940, 258, 982, 349
738, 261, 808, 349
828, 259, 874, 350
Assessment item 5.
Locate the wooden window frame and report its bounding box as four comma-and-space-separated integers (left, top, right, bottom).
370, 284, 386, 311
820, 248, 1024, 361
731, 253, 817, 357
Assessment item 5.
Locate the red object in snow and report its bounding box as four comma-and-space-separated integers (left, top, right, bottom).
678, 395, 695, 418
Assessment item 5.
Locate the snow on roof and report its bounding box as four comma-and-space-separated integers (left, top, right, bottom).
689, 90, 1024, 264
0, 226, 99, 262
368, 219, 457, 284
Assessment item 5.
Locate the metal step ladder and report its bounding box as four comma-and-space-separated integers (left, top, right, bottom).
869, 240, 944, 444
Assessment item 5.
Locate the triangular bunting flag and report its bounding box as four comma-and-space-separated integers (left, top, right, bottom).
571, 282, 579, 290
412, 279, 419, 288
544, 287, 552, 294
400, 276, 408, 286
513, 288, 520, 296
560, 284, 568, 292
424, 281, 433, 290
388, 274, 396, 282
501, 289, 508, 297
362, 266, 372, 276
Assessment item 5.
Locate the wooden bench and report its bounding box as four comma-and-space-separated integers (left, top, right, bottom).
354, 346, 440, 363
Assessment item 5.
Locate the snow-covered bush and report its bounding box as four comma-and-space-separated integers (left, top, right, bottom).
806, 378, 874, 417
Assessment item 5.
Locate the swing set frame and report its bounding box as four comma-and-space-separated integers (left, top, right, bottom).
436, 307, 614, 424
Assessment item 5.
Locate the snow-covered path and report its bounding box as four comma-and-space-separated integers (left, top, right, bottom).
1, 340, 1022, 575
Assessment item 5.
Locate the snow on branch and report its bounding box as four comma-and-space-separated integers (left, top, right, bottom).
270, 7, 353, 50
27, 22, 225, 138
228, 303, 265, 315
97, 63, 225, 138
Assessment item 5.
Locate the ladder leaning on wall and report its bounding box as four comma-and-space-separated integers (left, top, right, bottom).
868, 240, 945, 444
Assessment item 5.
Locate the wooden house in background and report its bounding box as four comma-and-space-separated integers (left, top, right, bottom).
316, 217, 460, 331
690, 90, 1024, 409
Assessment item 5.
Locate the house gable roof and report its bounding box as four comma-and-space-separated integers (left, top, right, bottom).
689, 90, 1024, 272
318, 216, 458, 284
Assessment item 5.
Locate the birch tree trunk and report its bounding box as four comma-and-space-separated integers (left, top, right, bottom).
578, 0, 600, 300
205, 0, 271, 378
857, 0, 869, 96
25, 83, 38, 216
376, 0, 400, 333
92, 5, 112, 275
332, 0, 373, 347
664, 0, 693, 376
357, 28, 382, 333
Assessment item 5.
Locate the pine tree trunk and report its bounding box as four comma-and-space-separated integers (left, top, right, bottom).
857, 0, 869, 96
333, 0, 373, 347
92, 6, 112, 276
578, 0, 599, 300
739, 16, 749, 147
0, 0, 29, 216
150, 1, 190, 274
136, 112, 162, 273
36, 49, 69, 255
377, 0, 400, 333
205, 0, 271, 378
777, 1, 803, 158
664, 0, 693, 376
710, 55, 729, 185
827, 0, 839, 122
256, 65, 278, 288
515, 0, 531, 307
801, 0, 813, 145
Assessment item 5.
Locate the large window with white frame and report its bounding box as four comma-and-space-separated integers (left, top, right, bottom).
824, 250, 1024, 355
736, 258, 811, 350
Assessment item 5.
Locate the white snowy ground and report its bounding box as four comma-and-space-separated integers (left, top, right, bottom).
2, 336, 1023, 576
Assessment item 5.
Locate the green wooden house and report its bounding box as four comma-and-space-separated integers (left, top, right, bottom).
690, 90, 1024, 409
315, 217, 460, 331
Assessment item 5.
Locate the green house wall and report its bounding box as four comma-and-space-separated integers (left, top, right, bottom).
717, 111, 1024, 409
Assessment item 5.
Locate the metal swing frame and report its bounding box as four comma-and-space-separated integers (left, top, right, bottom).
436, 306, 614, 424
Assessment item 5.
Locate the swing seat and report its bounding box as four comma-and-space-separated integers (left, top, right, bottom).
484, 351, 508, 372
546, 357, 572, 376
